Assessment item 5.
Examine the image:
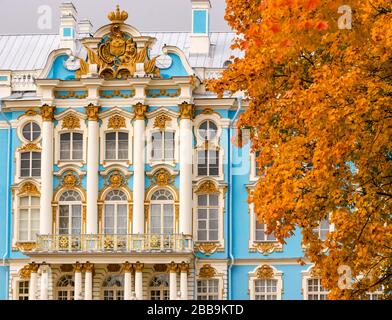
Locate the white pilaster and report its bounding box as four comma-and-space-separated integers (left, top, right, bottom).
169, 262, 178, 300
40, 106, 55, 235
39, 265, 49, 300
85, 105, 100, 234
133, 104, 147, 234
84, 262, 94, 300
179, 103, 194, 235
74, 263, 83, 300
134, 262, 144, 300
28, 264, 39, 300
123, 262, 133, 300
180, 263, 189, 300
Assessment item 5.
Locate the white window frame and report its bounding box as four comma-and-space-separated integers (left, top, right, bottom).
149, 189, 176, 235
195, 193, 220, 242
59, 131, 84, 161
19, 151, 41, 178
21, 121, 41, 143
302, 266, 330, 300
103, 190, 128, 234
17, 114, 42, 145
57, 190, 83, 235
16, 280, 29, 300
249, 265, 283, 300
150, 129, 176, 162
101, 274, 124, 300
56, 275, 75, 300
196, 278, 221, 300
104, 131, 129, 161
17, 195, 40, 242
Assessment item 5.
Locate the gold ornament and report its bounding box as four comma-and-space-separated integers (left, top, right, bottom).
62, 113, 81, 129
59, 236, 69, 249
19, 265, 32, 280
108, 5, 128, 24
84, 262, 94, 273
74, 262, 83, 272
179, 262, 189, 273
195, 181, 219, 194
18, 182, 40, 196
123, 262, 133, 273
250, 242, 283, 255
62, 172, 79, 188
108, 115, 126, 129
146, 89, 180, 98
108, 170, 125, 187
179, 102, 194, 120
16, 242, 36, 251
310, 267, 322, 278
134, 103, 148, 120
199, 264, 217, 278
18, 143, 41, 152
195, 242, 220, 256
85, 104, 100, 121
256, 265, 274, 279
24, 109, 38, 117
54, 91, 87, 99
30, 263, 39, 273
153, 114, 171, 130
169, 262, 178, 273
40, 105, 55, 121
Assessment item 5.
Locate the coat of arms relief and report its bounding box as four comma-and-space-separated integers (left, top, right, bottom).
77, 5, 160, 79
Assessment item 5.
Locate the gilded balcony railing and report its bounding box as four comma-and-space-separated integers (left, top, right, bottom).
34, 234, 193, 253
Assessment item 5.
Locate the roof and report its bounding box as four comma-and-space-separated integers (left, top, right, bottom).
0, 32, 241, 71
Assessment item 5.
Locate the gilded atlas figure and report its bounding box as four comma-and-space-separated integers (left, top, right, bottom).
77, 5, 160, 79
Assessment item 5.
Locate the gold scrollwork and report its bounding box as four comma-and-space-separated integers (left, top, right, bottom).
134, 103, 148, 120
62, 113, 81, 129
195, 180, 220, 194
179, 102, 195, 120
108, 115, 126, 129
256, 265, 274, 279
146, 89, 180, 98
18, 143, 41, 152
153, 114, 171, 130
40, 105, 55, 121
16, 242, 36, 252
18, 182, 40, 196
249, 242, 283, 255
194, 242, 222, 256
99, 90, 135, 99
199, 264, 217, 278
54, 91, 88, 99
85, 104, 100, 121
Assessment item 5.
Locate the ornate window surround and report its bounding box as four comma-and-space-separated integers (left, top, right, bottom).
301, 265, 329, 300
16, 112, 42, 145
99, 107, 134, 168
11, 180, 40, 250
193, 113, 227, 181
54, 109, 87, 168
248, 200, 283, 255
248, 265, 283, 300
193, 179, 226, 255
146, 108, 179, 167
196, 264, 224, 300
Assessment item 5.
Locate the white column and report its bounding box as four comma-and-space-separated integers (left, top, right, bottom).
85, 105, 100, 234
39, 265, 49, 300
123, 262, 133, 300
74, 263, 83, 300
133, 103, 147, 234
179, 103, 194, 235
84, 262, 93, 300
180, 262, 189, 300
169, 262, 177, 300
134, 262, 144, 300
40, 106, 55, 235
28, 263, 39, 300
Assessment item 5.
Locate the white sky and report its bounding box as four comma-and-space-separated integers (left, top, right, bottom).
0, 0, 231, 34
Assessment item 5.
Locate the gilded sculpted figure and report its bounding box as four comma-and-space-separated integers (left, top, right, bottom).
76, 5, 160, 79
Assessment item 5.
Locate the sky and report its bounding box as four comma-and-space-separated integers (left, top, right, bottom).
0, 0, 231, 34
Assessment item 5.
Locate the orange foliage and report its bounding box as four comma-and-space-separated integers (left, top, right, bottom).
209, 0, 392, 299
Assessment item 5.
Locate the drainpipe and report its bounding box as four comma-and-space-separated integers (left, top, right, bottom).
228, 95, 242, 300
0, 98, 12, 300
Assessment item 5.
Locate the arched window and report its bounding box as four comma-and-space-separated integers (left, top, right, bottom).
149, 274, 169, 300
105, 132, 128, 160
18, 196, 40, 241
198, 120, 217, 141
150, 189, 174, 234
104, 190, 127, 234
60, 132, 83, 161
22, 122, 41, 142
58, 190, 82, 235
197, 193, 219, 241
151, 130, 175, 161
102, 275, 124, 300
56, 275, 74, 300
20, 152, 41, 177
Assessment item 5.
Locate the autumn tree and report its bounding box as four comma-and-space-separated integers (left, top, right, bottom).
209, 0, 392, 299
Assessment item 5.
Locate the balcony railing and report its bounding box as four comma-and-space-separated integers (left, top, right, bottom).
34, 234, 193, 253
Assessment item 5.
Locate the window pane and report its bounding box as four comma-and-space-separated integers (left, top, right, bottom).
60, 133, 71, 160
59, 205, 69, 234
105, 133, 117, 160
208, 151, 219, 176
104, 204, 115, 234
209, 194, 219, 206
198, 195, 207, 206
197, 151, 207, 176
71, 205, 81, 235
72, 133, 83, 160
164, 131, 175, 160
118, 132, 128, 160
152, 132, 162, 160
117, 204, 128, 234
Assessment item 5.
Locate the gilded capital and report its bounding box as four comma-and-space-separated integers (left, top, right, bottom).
134, 261, 144, 272
134, 103, 148, 120
179, 262, 189, 273
83, 262, 94, 273
179, 102, 194, 120
169, 262, 178, 273
85, 104, 100, 121
30, 262, 39, 273
123, 262, 133, 273
74, 262, 83, 272
40, 105, 55, 121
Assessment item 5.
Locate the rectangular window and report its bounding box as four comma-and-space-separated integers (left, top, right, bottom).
307, 278, 328, 300
20, 152, 41, 177
151, 131, 175, 161
18, 196, 40, 241
197, 194, 219, 241
60, 132, 83, 161
255, 220, 276, 242
197, 279, 219, 300
254, 279, 278, 300
313, 218, 330, 240
105, 132, 129, 160
197, 150, 219, 176
17, 281, 29, 300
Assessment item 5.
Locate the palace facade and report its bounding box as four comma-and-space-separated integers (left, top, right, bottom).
0, 1, 331, 300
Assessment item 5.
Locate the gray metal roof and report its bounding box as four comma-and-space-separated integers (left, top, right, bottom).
0, 32, 240, 71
